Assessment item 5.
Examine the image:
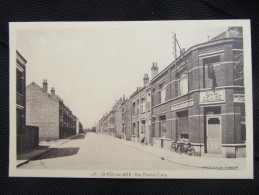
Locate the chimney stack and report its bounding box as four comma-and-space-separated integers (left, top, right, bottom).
43, 79, 48, 93
143, 73, 149, 86
123, 94, 125, 101
180, 48, 185, 55
151, 62, 159, 79
226, 26, 242, 38
51, 87, 55, 96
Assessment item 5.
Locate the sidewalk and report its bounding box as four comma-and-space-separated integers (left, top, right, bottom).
17, 134, 82, 167
100, 134, 246, 170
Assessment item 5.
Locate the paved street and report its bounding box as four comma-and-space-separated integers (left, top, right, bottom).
19, 133, 199, 170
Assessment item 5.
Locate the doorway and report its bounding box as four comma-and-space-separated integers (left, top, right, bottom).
206, 117, 221, 154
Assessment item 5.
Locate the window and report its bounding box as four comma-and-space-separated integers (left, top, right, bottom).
178, 71, 188, 96
132, 102, 136, 115
16, 69, 24, 95
141, 120, 146, 134
122, 108, 124, 118
159, 115, 166, 137
203, 55, 220, 88
176, 110, 189, 139
137, 99, 139, 114
241, 124, 246, 143
180, 134, 189, 139
159, 82, 166, 103
133, 123, 136, 135
147, 93, 151, 111
140, 96, 145, 113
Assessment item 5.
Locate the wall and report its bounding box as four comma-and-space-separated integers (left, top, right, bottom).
26, 83, 59, 141
25, 125, 39, 149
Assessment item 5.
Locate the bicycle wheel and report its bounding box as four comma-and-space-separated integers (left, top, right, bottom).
186, 148, 195, 156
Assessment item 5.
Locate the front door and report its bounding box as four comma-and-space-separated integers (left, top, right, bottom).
206, 117, 221, 154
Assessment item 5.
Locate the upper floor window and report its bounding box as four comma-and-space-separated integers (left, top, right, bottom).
203, 55, 220, 88
147, 93, 151, 111
122, 108, 124, 118
140, 96, 146, 113
136, 99, 139, 114
16, 69, 24, 95
178, 71, 188, 96
159, 82, 166, 103
132, 102, 136, 115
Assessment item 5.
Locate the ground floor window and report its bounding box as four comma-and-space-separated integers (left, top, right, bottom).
180, 134, 189, 139
141, 120, 146, 134
241, 124, 246, 143
159, 115, 166, 137
176, 110, 189, 140
132, 123, 136, 136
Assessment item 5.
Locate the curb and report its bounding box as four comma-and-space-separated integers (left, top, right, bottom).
17, 133, 83, 167
102, 134, 244, 169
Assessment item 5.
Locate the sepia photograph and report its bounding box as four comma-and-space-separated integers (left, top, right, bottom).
9, 20, 253, 178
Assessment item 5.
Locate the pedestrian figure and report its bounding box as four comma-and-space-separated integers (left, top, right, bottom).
140, 131, 146, 146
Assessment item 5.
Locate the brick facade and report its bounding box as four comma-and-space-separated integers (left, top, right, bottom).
26, 81, 79, 141
16, 51, 27, 154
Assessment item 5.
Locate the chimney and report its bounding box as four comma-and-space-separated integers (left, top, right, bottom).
43, 79, 48, 93
180, 48, 185, 55
123, 94, 125, 101
151, 62, 159, 79
143, 73, 149, 86
226, 26, 242, 38
51, 87, 55, 96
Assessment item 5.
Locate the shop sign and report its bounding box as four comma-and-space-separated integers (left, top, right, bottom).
233, 94, 245, 103
200, 89, 225, 104
171, 99, 194, 111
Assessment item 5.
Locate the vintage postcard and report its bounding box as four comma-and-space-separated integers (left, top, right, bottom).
9, 20, 253, 178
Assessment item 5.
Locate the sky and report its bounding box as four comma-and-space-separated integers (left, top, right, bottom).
16, 21, 234, 128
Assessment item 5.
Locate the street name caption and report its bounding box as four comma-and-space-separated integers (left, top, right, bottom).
91, 172, 168, 178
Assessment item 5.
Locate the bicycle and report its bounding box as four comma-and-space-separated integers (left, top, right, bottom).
170, 141, 178, 152
170, 140, 195, 156
183, 142, 195, 156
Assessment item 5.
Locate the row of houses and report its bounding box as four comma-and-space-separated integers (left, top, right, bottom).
16, 51, 83, 156
96, 26, 246, 158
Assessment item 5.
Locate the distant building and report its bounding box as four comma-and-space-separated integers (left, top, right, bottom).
26, 80, 79, 141
79, 122, 83, 133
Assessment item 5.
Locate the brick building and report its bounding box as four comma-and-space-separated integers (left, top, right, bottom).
113, 98, 123, 138
121, 98, 132, 140
96, 26, 246, 158
129, 74, 152, 144
150, 26, 245, 157
16, 51, 39, 154
26, 80, 79, 141
16, 51, 27, 153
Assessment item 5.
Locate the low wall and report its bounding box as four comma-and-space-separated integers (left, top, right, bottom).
221, 144, 246, 158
